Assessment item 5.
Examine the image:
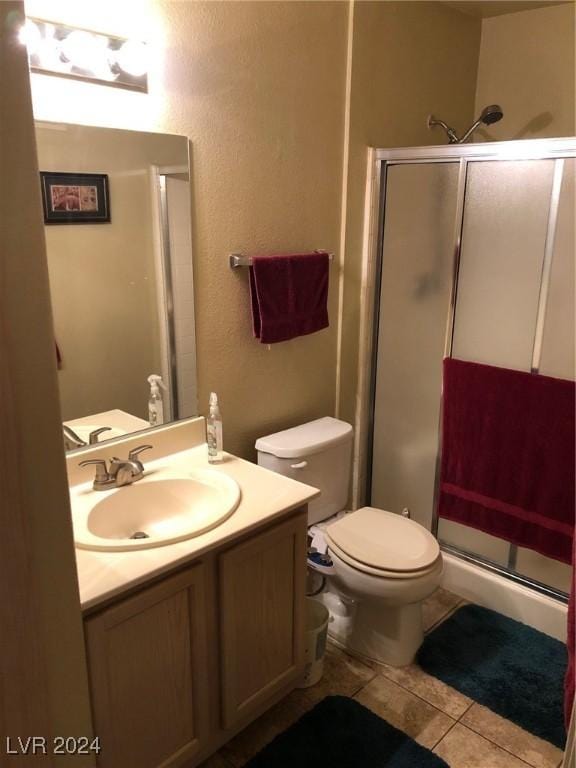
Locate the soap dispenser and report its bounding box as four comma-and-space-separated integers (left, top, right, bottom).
207, 392, 223, 463
147, 374, 167, 426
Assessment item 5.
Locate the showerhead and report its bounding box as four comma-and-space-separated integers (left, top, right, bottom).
427, 104, 504, 144
479, 104, 504, 126
458, 103, 504, 142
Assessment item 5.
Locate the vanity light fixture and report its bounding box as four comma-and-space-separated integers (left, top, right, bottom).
19, 18, 149, 92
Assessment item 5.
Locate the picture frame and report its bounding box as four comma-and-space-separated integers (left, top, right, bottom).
40, 172, 110, 224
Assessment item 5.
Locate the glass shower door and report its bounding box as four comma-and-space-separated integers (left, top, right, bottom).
371, 162, 459, 532
370, 147, 575, 599
439, 159, 556, 569
438, 158, 573, 593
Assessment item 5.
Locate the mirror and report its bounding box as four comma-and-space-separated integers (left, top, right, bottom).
35, 121, 197, 451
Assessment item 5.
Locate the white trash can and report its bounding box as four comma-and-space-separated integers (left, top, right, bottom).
299, 598, 329, 688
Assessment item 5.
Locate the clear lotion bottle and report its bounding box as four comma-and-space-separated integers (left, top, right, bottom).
148, 374, 167, 426
207, 392, 223, 463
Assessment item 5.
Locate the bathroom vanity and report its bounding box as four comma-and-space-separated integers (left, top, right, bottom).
68, 418, 319, 768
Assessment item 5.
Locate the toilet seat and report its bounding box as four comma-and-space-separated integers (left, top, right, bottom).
327, 540, 441, 579
325, 506, 440, 578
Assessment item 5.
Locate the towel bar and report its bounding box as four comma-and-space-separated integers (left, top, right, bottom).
229, 251, 334, 269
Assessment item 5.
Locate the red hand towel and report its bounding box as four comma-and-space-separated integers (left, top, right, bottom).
249, 252, 329, 344
439, 358, 575, 564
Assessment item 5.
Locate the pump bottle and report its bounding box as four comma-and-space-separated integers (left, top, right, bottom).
148, 375, 167, 426
207, 392, 223, 463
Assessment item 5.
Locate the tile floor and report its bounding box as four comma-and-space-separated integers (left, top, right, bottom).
202, 589, 565, 768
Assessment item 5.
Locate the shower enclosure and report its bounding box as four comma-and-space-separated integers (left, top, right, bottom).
367, 137, 575, 602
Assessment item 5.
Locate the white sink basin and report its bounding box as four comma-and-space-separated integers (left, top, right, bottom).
72, 469, 241, 551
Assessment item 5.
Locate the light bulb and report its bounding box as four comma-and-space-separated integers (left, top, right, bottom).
22, 17, 148, 91
18, 20, 41, 54
116, 40, 148, 78
36, 37, 68, 72
60, 30, 109, 74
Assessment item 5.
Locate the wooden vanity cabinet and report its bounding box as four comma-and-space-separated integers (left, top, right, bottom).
83, 510, 307, 768
84, 564, 209, 768
219, 513, 307, 729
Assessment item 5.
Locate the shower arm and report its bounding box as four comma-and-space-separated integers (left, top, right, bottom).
427, 115, 460, 144
428, 105, 503, 145
458, 118, 483, 144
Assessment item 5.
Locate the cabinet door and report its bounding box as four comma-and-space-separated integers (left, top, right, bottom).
85, 565, 209, 768
219, 512, 307, 729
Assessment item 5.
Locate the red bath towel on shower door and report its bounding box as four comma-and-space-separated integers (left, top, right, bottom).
439, 358, 575, 564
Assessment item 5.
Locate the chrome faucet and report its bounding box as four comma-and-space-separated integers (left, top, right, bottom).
63, 425, 112, 451
88, 427, 112, 444
79, 445, 153, 491
109, 445, 152, 486
63, 425, 86, 450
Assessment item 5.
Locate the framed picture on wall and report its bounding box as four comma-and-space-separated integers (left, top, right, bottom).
40, 172, 110, 224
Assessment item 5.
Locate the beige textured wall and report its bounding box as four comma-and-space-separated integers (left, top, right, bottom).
0, 2, 94, 760
36, 124, 186, 421
27, 0, 348, 458
159, 1, 347, 457
338, 2, 481, 433
475, 3, 576, 141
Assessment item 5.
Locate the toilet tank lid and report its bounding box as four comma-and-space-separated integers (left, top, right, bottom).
255, 417, 353, 459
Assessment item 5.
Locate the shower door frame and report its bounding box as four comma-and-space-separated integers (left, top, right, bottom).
363, 136, 576, 603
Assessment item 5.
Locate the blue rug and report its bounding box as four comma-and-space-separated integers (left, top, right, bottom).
418, 604, 568, 748
244, 696, 449, 767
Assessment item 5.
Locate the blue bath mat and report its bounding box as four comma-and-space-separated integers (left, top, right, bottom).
244, 695, 449, 767
418, 604, 568, 748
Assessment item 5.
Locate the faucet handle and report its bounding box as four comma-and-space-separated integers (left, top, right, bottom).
88, 427, 112, 445
78, 459, 114, 491
63, 425, 86, 449
128, 445, 153, 463
79, 458, 108, 474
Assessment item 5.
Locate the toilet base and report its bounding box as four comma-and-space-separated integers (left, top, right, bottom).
323, 591, 424, 667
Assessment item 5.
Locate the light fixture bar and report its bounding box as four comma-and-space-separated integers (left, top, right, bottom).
20, 18, 148, 93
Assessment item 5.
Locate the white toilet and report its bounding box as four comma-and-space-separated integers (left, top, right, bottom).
256, 416, 443, 667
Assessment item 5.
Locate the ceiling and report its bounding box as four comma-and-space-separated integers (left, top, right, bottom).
443, 0, 572, 18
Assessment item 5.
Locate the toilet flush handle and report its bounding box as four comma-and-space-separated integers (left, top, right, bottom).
290, 461, 308, 470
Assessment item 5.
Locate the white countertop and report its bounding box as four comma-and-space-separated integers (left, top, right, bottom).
74, 444, 319, 611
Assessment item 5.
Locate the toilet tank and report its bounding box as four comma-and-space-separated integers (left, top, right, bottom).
256, 417, 353, 524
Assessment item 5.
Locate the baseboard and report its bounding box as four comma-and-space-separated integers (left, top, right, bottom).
441, 552, 568, 641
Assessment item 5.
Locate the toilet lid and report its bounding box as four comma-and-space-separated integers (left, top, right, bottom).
325, 507, 440, 573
